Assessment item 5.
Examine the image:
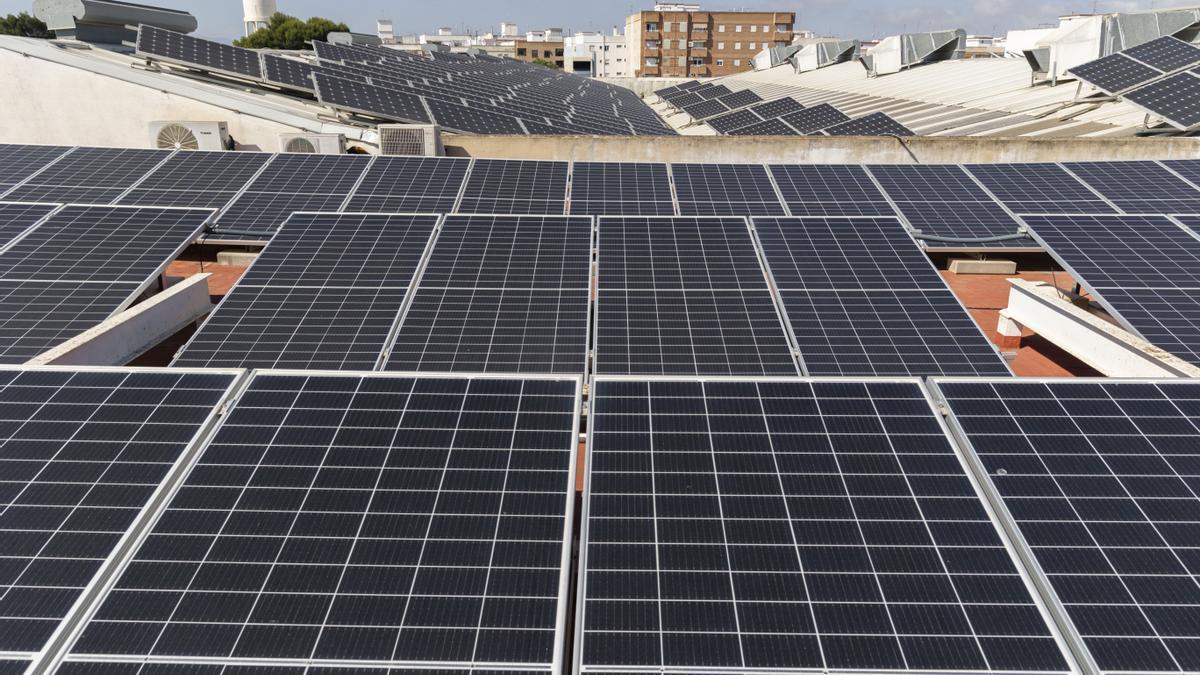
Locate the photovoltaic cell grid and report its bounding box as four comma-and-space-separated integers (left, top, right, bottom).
136, 24, 262, 80
118, 152, 273, 210
0, 662, 26, 675
1122, 35, 1200, 74
1066, 161, 1200, 213
706, 109, 764, 135
595, 216, 797, 376
65, 373, 580, 673
750, 97, 805, 120
768, 165, 896, 217
671, 164, 786, 217
568, 163, 675, 216
385, 215, 593, 374
1024, 214, 1200, 367
0, 367, 239, 656
0, 203, 58, 248
728, 118, 798, 136
0, 281, 138, 364
868, 165, 1029, 247
936, 378, 1200, 674
755, 217, 1011, 377
343, 157, 469, 214
456, 160, 568, 215
821, 113, 915, 137
579, 378, 1072, 675
964, 163, 1117, 214
4, 148, 169, 206
312, 73, 432, 126
262, 54, 318, 92
1125, 71, 1200, 130
781, 104, 851, 134
174, 213, 439, 370
1069, 53, 1162, 94
0, 145, 71, 189
213, 154, 371, 236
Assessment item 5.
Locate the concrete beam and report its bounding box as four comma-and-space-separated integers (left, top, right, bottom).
999, 278, 1200, 378
27, 274, 213, 367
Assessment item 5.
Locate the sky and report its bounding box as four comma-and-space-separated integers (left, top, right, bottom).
0, 0, 1171, 41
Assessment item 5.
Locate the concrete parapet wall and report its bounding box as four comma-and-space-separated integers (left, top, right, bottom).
446, 134, 1200, 164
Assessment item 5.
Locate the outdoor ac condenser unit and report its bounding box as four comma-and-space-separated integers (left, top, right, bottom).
279, 133, 347, 154
378, 124, 444, 156
149, 121, 230, 151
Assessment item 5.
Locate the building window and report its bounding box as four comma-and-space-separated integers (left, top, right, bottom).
749, 25, 757, 32
663, 22, 671, 32
776, 23, 789, 32
555, 49, 563, 56
647, 22, 659, 32
690, 57, 704, 66
735, 25, 742, 32
646, 40, 659, 48
690, 41, 705, 49
734, 59, 741, 66
718, 24, 726, 32
517, 48, 526, 56
734, 42, 741, 49
749, 42, 756, 50
716, 59, 724, 66
694, 24, 708, 32
716, 41, 724, 49
645, 57, 659, 65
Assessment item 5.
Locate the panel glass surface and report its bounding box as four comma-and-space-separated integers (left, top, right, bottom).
822, 113, 914, 137
0, 202, 58, 248
868, 165, 1027, 245
342, 157, 469, 214
118, 152, 271, 210
5, 148, 168, 206
136, 25, 263, 79
1065, 161, 1200, 214
456, 160, 568, 215
965, 163, 1117, 214
1070, 53, 1162, 94
569, 163, 675, 216
768, 165, 896, 217
0, 144, 71, 189
0, 281, 138, 363
1125, 72, 1200, 130
213, 154, 370, 235
671, 164, 786, 217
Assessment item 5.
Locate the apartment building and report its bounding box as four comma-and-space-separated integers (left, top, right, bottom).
514, 28, 566, 68
626, 3, 795, 77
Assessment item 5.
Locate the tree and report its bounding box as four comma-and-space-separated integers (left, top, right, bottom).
531, 58, 560, 70
233, 13, 347, 50
0, 13, 52, 39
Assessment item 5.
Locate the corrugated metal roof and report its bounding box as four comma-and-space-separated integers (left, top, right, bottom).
660, 58, 1155, 137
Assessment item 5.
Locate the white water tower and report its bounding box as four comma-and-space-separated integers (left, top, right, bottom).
243, 0, 277, 36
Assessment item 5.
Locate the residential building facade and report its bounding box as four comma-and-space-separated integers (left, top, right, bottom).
626, 4, 795, 77
564, 31, 630, 77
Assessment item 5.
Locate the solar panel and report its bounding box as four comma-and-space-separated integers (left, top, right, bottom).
1124, 71, 1200, 130
385, 215, 592, 373
136, 25, 263, 80
681, 98, 730, 121
0, 662, 27, 675
0, 366, 239, 656
342, 156, 469, 213
965, 163, 1117, 214
695, 84, 731, 99
0, 206, 210, 284
1024, 214, 1200, 366
569, 163, 675, 216
671, 164, 786, 217
118, 152, 272, 210
5, 148, 169, 205
1163, 158, 1200, 186
64, 372, 580, 673
1065, 161, 1200, 213
822, 112, 915, 137
580, 377, 1074, 674
934, 378, 1200, 674
0, 144, 71, 189
595, 216, 798, 376
0, 281, 145, 363
1122, 35, 1200, 73
715, 89, 762, 110
665, 91, 704, 109
312, 73, 432, 125
755, 216, 1011, 376
456, 160, 568, 215
174, 213, 438, 370
781, 104, 851, 134
868, 165, 1028, 247
261, 53, 317, 91
425, 98, 528, 135
0, 202, 59, 248
769, 165, 896, 216
213, 154, 370, 236
706, 109, 764, 134
727, 118, 798, 136
1069, 53, 1162, 94
749, 97, 805, 119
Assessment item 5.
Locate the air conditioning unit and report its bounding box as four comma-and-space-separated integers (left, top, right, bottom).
149, 121, 230, 151
378, 124, 444, 156
279, 133, 347, 154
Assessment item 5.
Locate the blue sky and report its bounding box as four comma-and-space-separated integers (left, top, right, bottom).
0, 0, 1166, 41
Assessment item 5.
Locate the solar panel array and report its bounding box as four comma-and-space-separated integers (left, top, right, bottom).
671, 164, 787, 216
0, 202, 59, 248
580, 377, 1073, 674
1024, 214, 1200, 367
117, 152, 272, 210
0, 367, 240, 657
1064, 161, 1200, 214
1068, 35, 1200, 129
868, 165, 1029, 247
385, 215, 593, 373
663, 89, 910, 137
755, 216, 1011, 376
174, 213, 438, 370
595, 216, 798, 376
964, 163, 1117, 214
457, 160, 568, 215
822, 112, 915, 137
0, 145, 70, 190
3, 148, 169, 205
0, 206, 211, 363
569, 163, 675, 216
62, 371, 581, 674
935, 378, 1200, 674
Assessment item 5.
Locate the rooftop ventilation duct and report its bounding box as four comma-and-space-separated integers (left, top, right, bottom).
1022, 7, 1200, 82
858, 29, 965, 76
328, 32, 383, 46
33, 0, 197, 46
793, 39, 859, 73
752, 43, 801, 70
